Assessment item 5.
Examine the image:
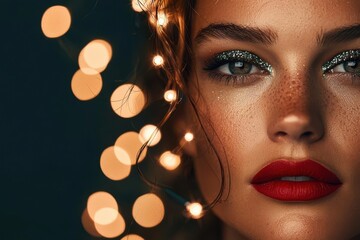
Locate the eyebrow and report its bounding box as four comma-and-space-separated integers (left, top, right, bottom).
194, 23, 278, 45
318, 24, 360, 45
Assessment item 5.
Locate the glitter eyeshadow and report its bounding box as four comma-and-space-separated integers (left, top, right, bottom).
212, 50, 273, 73
322, 49, 360, 72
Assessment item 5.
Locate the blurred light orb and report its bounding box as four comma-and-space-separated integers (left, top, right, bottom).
132, 193, 165, 228
94, 207, 118, 225
152, 55, 164, 67
71, 69, 102, 101
41, 5, 71, 38
121, 234, 144, 240
110, 84, 146, 118
139, 124, 161, 147
159, 151, 181, 171
87, 192, 118, 221
79, 39, 112, 74
184, 132, 194, 142
131, 0, 151, 12
95, 212, 126, 238
164, 90, 177, 102
186, 202, 203, 219
114, 131, 147, 165
100, 146, 131, 181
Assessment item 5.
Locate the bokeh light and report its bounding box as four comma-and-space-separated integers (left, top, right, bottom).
156, 11, 168, 26
81, 208, 101, 237
94, 207, 118, 225
186, 202, 204, 219
114, 131, 147, 165
159, 151, 181, 171
152, 55, 164, 67
139, 124, 161, 147
132, 193, 165, 228
164, 89, 177, 102
41, 5, 71, 38
131, 0, 151, 12
79, 39, 112, 74
100, 146, 131, 181
87, 191, 118, 221
95, 212, 126, 238
110, 84, 146, 118
71, 69, 102, 101
184, 132, 194, 142
121, 234, 144, 240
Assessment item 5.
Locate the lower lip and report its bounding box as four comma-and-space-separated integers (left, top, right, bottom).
252, 181, 341, 201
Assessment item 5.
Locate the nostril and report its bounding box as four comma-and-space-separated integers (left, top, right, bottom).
301, 131, 313, 138
277, 131, 287, 137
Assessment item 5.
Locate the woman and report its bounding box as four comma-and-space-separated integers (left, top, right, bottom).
146, 0, 360, 239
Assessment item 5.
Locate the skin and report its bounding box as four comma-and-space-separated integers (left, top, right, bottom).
185, 0, 360, 239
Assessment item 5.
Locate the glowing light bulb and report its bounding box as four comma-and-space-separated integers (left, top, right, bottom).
157, 11, 168, 26
132, 193, 165, 228
139, 124, 161, 147
164, 90, 177, 102
186, 202, 203, 219
152, 55, 164, 67
184, 132, 194, 142
159, 151, 181, 171
131, 0, 150, 12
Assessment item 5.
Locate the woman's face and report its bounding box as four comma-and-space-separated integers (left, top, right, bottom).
187, 0, 360, 239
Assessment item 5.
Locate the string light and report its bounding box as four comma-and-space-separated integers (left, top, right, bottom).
184, 132, 194, 142
132, 193, 165, 228
159, 151, 181, 171
131, 0, 151, 12
152, 55, 164, 67
164, 89, 177, 102
185, 202, 204, 219
156, 11, 168, 26
139, 124, 162, 147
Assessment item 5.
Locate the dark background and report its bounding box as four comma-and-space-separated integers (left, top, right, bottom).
1, 1, 184, 239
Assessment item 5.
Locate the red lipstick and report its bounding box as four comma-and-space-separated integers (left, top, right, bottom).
251, 160, 342, 201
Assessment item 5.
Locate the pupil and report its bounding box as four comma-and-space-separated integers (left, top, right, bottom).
229, 61, 252, 74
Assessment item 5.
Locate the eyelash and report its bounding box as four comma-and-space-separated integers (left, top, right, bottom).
203, 49, 360, 85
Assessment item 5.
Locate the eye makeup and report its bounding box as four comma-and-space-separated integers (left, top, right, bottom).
203, 50, 273, 73
322, 49, 360, 73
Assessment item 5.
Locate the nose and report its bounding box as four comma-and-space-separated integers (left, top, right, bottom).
267, 76, 325, 144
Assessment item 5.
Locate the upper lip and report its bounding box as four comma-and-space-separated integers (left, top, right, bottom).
251, 159, 342, 184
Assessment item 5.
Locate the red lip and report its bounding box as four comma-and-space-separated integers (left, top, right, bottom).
251, 160, 342, 201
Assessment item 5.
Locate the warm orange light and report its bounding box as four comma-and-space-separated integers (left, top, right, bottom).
110, 84, 146, 118
159, 151, 181, 171
81, 208, 101, 237
152, 55, 164, 67
95, 212, 126, 238
114, 131, 147, 165
132, 193, 165, 228
186, 202, 203, 219
149, 10, 168, 27
71, 69, 102, 101
121, 234, 144, 240
79, 39, 112, 74
41, 5, 71, 38
87, 191, 118, 221
100, 146, 131, 181
164, 89, 177, 102
139, 124, 161, 147
184, 132, 194, 142
94, 207, 118, 225
131, 0, 151, 12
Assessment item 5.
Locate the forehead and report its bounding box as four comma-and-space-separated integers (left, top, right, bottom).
192, 0, 360, 36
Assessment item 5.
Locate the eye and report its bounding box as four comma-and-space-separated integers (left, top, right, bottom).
203, 50, 272, 85
322, 49, 360, 75
330, 60, 360, 74
217, 61, 262, 75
